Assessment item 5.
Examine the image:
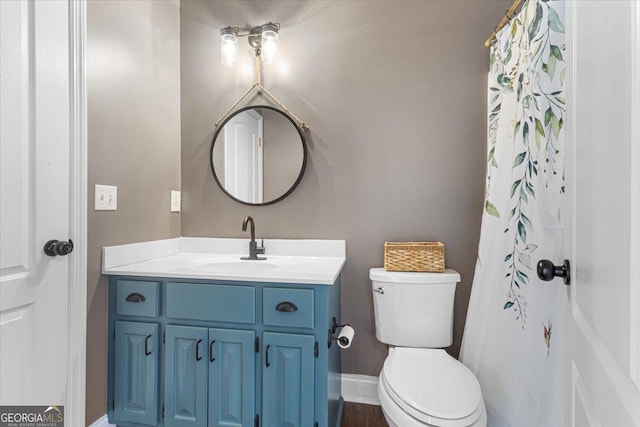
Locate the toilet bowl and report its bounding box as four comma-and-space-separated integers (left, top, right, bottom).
377, 348, 486, 427
370, 268, 486, 427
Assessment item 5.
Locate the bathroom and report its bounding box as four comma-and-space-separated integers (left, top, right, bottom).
0, 0, 638, 426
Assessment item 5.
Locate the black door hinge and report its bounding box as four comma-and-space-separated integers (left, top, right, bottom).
111, 399, 115, 411
314, 423, 318, 427
162, 405, 164, 418
254, 414, 259, 427
163, 331, 165, 345
314, 341, 319, 358
255, 336, 260, 353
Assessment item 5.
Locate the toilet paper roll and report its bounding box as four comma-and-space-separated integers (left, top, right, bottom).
337, 325, 355, 349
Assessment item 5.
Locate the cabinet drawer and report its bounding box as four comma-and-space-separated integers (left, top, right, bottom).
166, 283, 256, 324
116, 280, 160, 318
263, 288, 314, 329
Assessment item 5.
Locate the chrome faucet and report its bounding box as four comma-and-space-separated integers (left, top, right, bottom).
241, 216, 266, 260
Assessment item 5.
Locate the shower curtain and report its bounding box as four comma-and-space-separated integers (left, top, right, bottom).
460, 1, 565, 426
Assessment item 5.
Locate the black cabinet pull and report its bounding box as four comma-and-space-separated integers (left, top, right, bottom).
125, 292, 146, 303
265, 344, 271, 367
209, 340, 216, 362
196, 339, 203, 361
275, 301, 298, 312
144, 335, 152, 356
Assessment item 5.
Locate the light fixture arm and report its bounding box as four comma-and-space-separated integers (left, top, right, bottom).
214, 51, 309, 132
232, 23, 280, 40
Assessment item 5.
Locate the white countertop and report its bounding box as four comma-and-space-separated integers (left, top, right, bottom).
102, 237, 346, 285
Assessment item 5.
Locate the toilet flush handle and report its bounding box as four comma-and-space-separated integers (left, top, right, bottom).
372, 287, 384, 295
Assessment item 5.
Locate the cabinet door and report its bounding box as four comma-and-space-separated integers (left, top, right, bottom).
165, 325, 208, 427
113, 321, 159, 426
262, 332, 315, 427
208, 328, 255, 427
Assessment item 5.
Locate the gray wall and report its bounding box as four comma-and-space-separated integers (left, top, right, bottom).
180, 0, 510, 378
86, 0, 181, 424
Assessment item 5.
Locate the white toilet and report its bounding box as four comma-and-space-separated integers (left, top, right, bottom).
370, 268, 487, 427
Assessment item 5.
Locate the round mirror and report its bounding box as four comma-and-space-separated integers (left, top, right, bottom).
210, 106, 307, 205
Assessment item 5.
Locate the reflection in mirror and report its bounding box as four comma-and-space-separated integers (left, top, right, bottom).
210, 106, 307, 205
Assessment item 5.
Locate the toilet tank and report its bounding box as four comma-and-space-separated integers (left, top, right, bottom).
370, 268, 461, 348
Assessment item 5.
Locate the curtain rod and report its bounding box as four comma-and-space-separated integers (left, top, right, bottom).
485, 0, 524, 47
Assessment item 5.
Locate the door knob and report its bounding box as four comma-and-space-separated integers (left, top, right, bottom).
43, 239, 74, 257
536, 259, 570, 285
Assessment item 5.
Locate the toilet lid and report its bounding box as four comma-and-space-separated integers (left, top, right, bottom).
382, 348, 482, 422
370, 268, 461, 284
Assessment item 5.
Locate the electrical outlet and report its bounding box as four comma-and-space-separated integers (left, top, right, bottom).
95, 184, 117, 211
170, 191, 181, 213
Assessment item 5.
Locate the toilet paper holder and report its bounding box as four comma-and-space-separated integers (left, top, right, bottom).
327, 317, 349, 348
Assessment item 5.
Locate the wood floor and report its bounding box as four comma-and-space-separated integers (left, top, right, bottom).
340, 402, 389, 427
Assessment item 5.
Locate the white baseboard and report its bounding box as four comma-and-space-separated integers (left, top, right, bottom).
90, 374, 379, 427
88, 415, 114, 427
341, 373, 380, 406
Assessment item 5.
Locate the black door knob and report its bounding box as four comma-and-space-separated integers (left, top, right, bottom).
536, 259, 570, 285
43, 239, 74, 257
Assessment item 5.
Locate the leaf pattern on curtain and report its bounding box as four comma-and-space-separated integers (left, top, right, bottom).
486, 0, 565, 327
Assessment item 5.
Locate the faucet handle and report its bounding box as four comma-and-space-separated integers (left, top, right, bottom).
256, 239, 265, 255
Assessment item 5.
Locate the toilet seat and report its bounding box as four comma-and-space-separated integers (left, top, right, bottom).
380, 348, 483, 427
378, 378, 486, 427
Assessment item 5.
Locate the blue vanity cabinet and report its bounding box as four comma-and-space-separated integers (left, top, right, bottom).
208, 328, 255, 427
113, 321, 160, 426
164, 325, 208, 427
262, 332, 315, 427
164, 326, 255, 427
107, 275, 343, 427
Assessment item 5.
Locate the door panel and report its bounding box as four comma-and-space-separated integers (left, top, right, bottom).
565, 1, 640, 425
208, 328, 255, 427
0, 0, 70, 404
165, 325, 208, 427
113, 321, 159, 425
223, 109, 263, 203
573, 0, 631, 370
262, 332, 314, 427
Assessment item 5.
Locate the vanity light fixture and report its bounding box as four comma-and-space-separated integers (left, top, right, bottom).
220, 26, 239, 67
259, 23, 279, 64
215, 21, 309, 132
220, 22, 280, 67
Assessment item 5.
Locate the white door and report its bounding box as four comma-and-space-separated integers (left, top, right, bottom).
224, 109, 263, 203
0, 0, 72, 406
563, 1, 640, 425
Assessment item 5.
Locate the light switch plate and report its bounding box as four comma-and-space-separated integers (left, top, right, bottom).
170, 190, 181, 212
95, 184, 117, 211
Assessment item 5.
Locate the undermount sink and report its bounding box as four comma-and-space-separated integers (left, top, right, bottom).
193, 260, 278, 273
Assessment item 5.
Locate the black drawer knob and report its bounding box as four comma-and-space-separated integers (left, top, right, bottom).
276, 301, 298, 312
125, 292, 146, 303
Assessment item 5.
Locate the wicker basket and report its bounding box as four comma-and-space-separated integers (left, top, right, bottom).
384, 242, 445, 272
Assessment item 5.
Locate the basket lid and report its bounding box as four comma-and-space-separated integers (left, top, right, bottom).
384, 241, 444, 247
370, 268, 460, 284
